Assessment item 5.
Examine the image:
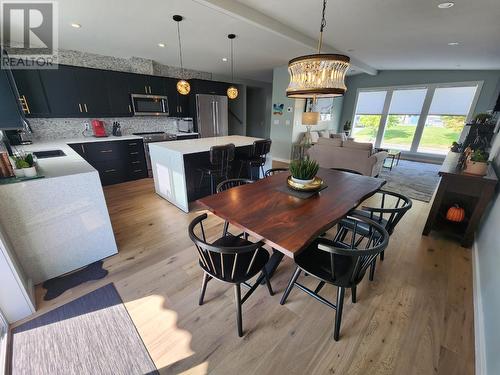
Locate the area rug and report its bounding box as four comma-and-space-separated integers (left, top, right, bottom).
11, 284, 158, 375
378, 160, 441, 202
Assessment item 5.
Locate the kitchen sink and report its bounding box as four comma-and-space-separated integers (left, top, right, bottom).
33, 150, 66, 159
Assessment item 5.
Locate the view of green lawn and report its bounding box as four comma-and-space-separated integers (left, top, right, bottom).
354, 125, 460, 150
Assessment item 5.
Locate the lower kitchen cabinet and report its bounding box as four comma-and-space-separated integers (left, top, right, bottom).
68, 139, 147, 186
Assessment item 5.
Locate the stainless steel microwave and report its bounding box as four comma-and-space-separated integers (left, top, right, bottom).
131, 94, 169, 116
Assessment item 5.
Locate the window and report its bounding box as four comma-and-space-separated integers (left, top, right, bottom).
351, 82, 481, 155
0, 310, 6, 375
352, 90, 387, 143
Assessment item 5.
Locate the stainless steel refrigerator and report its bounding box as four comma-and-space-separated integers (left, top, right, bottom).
195, 94, 228, 137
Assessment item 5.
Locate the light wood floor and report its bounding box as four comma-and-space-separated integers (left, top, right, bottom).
20, 174, 474, 375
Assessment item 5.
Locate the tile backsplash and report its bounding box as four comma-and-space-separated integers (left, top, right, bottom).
29, 117, 180, 142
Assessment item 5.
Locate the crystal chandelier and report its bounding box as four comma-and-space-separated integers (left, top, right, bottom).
286, 0, 350, 98
173, 15, 190, 95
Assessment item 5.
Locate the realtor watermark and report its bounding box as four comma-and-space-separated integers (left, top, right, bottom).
1, 0, 58, 69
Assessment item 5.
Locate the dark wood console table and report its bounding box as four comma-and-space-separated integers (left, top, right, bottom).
423, 152, 498, 247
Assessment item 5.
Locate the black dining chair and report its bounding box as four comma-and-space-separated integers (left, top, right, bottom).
189, 213, 274, 337
339, 190, 412, 280
264, 168, 288, 177
198, 143, 235, 195
238, 139, 272, 180
217, 178, 254, 236
280, 213, 389, 341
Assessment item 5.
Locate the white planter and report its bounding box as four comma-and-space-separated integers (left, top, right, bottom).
291, 176, 314, 185
13, 169, 25, 178
22, 166, 37, 178
464, 161, 488, 176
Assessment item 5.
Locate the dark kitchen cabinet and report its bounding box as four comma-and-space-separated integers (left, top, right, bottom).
105, 71, 133, 116
127, 74, 156, 95
11, 69, 50, 116
190, 79, 229, 96
0, 68, 24, 129
39, 65, 81, 116
68, 139, 147, 186
148, 75, 167, 95
166, 77, 189, 117
74, 68, 111, 116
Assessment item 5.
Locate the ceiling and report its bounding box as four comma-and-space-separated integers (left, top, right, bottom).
8, 0, 500, 82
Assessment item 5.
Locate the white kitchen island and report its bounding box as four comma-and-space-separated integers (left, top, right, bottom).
0, 139, 121, 284
149, 136, 272, 212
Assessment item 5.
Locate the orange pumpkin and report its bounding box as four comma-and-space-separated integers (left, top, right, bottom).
446, 204, 465, 223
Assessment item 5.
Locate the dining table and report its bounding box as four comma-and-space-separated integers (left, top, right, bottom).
198, 168, 386, 277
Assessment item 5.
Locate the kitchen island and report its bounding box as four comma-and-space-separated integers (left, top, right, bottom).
149, 136, 272, 212
0, 138, 123, 284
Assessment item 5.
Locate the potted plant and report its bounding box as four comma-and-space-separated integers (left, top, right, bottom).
464, 149, 489, 176
13, 153, 37, 178
289, 157, 319, 185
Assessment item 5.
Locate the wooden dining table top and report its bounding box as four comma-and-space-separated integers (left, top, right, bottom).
198, 168, 386, 258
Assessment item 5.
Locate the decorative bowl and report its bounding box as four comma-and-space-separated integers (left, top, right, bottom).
287, 176, 324, 192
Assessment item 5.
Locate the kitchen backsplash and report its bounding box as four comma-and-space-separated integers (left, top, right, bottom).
29, 117, 180, 142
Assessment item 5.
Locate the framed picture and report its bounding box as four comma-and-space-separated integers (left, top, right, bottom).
304, 98, 334, 121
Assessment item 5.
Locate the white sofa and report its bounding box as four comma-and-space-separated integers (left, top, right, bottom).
308, 137, 388, 177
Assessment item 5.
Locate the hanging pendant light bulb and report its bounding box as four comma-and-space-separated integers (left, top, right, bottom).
227, 34, 238, 100
173, 15, 190, 95
286, 0, 350, 98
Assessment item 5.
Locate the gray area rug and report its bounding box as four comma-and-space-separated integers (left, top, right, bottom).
11, 284, 158, 375
378, 160, 441, 202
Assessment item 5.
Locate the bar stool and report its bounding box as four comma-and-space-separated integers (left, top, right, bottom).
198, 143, 235, 195
238, 139, 272, 180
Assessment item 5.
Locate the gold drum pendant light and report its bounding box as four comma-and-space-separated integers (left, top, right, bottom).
173, 15, 190, 95
286, 0, 350, 98
227, 34, 238, 100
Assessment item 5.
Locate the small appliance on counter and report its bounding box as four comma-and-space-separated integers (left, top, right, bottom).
4, 129, 32, 145
91, 120, 108, 137
177, 118, 194, 133
112, 121, 122, 136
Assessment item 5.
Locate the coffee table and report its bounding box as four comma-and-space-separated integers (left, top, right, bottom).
381, 149, 401, 171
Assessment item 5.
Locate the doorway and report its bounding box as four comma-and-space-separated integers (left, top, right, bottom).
246, 86, 270, 138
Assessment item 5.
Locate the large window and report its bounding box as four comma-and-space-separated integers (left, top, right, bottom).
351, 82, 481, 155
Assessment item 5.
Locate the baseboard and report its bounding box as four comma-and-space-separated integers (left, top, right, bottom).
272, 157, 290, 164
472, 241, 487, 375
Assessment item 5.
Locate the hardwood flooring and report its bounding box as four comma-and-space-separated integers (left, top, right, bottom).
19, 174, 474, 375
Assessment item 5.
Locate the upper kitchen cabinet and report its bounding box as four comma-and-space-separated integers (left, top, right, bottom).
11, 70, 50, 117
0, 68, 24, 129
105, 71, 133, 116
190, 79, 230, 96
166, 77, 189, 117
74, 67, 111, 116
147, 75, 167, 95
39, 65, 83, 117
127, 73, 166, 95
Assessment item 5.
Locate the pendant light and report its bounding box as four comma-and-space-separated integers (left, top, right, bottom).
173, 15, 190, 95
227, 34, 238, 100
286, 0, 350, 98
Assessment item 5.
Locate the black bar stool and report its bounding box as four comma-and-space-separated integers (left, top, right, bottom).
238, 139, 272, 180
198, 143, 235, 195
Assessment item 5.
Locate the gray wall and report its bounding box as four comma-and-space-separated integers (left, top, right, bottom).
339, 70, 500, 132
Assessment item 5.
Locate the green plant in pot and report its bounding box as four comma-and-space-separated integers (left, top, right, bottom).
12, 153, 36, 178
464, 149, 489, 176
289, 157, 319, 185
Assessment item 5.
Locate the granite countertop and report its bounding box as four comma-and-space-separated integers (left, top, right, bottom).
149, 135, 262, 155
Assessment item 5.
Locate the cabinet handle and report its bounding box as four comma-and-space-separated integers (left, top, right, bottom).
128, 104, 132, 113
144, 85, 148, 93
104, 169, 116, 173
84, 103, 88, 113
100, 150, 113, 153
149, 86, 152, 94
81, 144, 85, 154
131, 161, 141, 164
19, 95, 31, 114
78, 103, 83, 112
128, 142, 137, 146
129, 151, 139, 155
133, 169, 143, 173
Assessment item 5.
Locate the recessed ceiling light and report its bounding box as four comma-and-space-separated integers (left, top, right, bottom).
71, 23, 81, 28
448, 42, 460, 46
438, 2, 454, 8
222, 57, 228, 62
157, 43, 165, 48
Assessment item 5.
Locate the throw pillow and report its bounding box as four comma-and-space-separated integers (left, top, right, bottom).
319, 130, 330, 138
310, 131, 319, 143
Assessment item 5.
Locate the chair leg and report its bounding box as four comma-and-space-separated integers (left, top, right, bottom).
210, 175, 215, 195
198, 172, 205, 190
234, 284, 243, 337
223, 221, 229, 236
262, 269, 274, 296
238, 161, 244, 178
351, 286, 357, 303
314, 281, 326, 294
380, 250, 385, 261
334, 287, 345, 341
199, 273, 211, 305
280, 267, 301, 305
369, 258, 377, 281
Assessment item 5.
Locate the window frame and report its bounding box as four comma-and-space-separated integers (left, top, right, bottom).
351, 81, 484, 158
